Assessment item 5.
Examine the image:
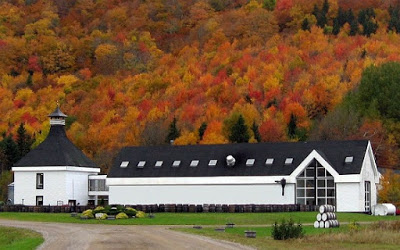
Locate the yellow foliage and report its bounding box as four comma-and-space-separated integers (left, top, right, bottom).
174, 131, 198, 145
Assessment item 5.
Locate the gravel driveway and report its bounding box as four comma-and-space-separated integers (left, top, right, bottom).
0, 220, 253, 250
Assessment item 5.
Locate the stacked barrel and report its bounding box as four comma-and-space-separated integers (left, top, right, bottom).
314, 205, 340, 228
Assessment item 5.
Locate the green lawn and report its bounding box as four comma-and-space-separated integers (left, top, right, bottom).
0, 212, 399, 225
0, 226, 43, 250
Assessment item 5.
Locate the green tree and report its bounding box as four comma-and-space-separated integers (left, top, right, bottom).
166, 118, 180, 144
26, 72, 33, 87
301, 18, 310, 31
16, 123, 34, 159
0, 135, 19, 170
198, 122, 208, 141
350, 19, 359, 36
287, 113, 297, 139
263, 0, 276, 11
332, 18, 340, 35
251, 121, 261, 142
0, 170, 12, 202
229, 115, 249, 143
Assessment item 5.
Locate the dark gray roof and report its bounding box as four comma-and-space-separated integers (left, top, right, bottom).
108, 140, 369, 178
14, 125, 97, 168
48, 107, 67, 118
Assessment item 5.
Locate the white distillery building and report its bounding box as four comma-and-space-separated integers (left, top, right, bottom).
12, 107, 101, 206
107, 140, 380, 212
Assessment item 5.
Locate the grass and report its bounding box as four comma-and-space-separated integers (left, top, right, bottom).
0, 211, 399, 225
0, 226, 43, 250
174, 222, 400, 249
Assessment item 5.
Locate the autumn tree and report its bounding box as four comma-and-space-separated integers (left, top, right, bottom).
379, 170, 400, 207
198, 122, 208, 141
16, 123, 34, 159
251, 121, 261, 142
166, 117, 180, 144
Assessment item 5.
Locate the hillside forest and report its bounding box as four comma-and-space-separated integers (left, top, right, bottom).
2, 0, 400, 184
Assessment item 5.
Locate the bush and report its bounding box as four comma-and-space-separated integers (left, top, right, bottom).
116, 212, 129, 219
81, 209, 94, 219
93, 206, 105, 214
124, 207, 137, 217
271, 218, 303, 240
95, 213, 108, 220
348, 221, 361, 233
135, 211, 146, 218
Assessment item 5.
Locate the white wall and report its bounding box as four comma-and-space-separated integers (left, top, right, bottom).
66, 172, 92, 206
360, 147, 379, 210
109, 183, 295, 205
14, 171, 67, 206
336, 183, 360, 212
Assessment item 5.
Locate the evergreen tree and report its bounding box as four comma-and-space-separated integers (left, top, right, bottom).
165, 117, 180, 144
301, 18, 310, 31
229, 115, 249, 143
388, 6, 400, 33
198, 122, 208, 141
263, 0, 276, 11
16, 123, 34, 159
287, 113, 297, 139
26, 72, 33, 87
0, 135, 19, 170
332, 18, 340, 35
322, 0, 329, 15
251, 121, 261, 142
337, 7, 347, 26
350, 19, 359, 36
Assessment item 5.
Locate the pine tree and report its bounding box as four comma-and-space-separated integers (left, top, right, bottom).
229, 115, 249, 143
198, 122, 208, 141
165, 118, 180, 144
26, 72, 33, 87
301, 18, 310, 31
332, 18, 340, 35
251, 121, 261, 142
287, 114, 297, 139
16, 123, 34, 159
350, 19, 359, 36
0, 135, 19, 170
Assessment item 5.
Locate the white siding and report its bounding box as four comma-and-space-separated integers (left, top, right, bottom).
336, 183, 361, 212
65, 172, 93, 206
109, 183, 295, 205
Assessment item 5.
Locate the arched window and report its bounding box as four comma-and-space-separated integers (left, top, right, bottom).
296, 159, 335, 206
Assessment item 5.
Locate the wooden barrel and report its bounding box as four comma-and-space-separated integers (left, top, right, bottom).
319, 221, 325, 228
209, 204, 216, 213
324, 221, 331, 228
182, 204, 189, 212
158, 204, 165, 212
322, 212, 336, 221
216, 204, 222, 212
222, 204, 229, 213
317, 213, 322, 221
203, 204, 209, 213
319, 205, 334, 213
314, 221, 320, 228
228, 205, 235, 213
176, 204, 183, 213
189, 204, 196, 213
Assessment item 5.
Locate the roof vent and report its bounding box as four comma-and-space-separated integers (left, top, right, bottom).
246, 159, 255, 166
190, 160, 199, 167
226, 155, 236, 167
120, 161, 129, 168
137, 161, 146, 168
155, 161, 163, 168
265, 158, 274, 165
285, 158, 293, 165
345, 156, 353, 164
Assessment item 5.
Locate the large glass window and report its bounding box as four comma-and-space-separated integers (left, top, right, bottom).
88, 179, 108, 191
296, 160, 335, 206
365, 181, 371, 212
36, 173, 44, 189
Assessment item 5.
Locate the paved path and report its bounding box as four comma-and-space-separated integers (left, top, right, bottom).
0, 220, 253, 250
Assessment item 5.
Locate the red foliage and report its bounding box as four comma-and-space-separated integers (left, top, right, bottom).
259, 119, 285, 142
14, 100, 25, 108
28, 56, 42, 72
21, 112, 38, 125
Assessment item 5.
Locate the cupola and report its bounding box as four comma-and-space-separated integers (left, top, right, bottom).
48, 106, 67, 126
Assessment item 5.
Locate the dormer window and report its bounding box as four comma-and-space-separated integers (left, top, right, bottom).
265, 158, 274, 165
155, 161, 163, 168
120, 161, 129, 168
209, 160, 217, 167
190, 160, 199, 167
172, 160, 181, 167
345, 156, 353, 164
285, 158, 293, 165
137, 161, 146, 168
246, 159, 255, 166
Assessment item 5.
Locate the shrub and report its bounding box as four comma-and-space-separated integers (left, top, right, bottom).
93, 206, 105, 214
95, 213, 108, 220
82, 209, 94, 219
271, 218, 303, 240
116, 212, 129, 219
135, 211, 146, 218
124, 207, 137, 217
348, 221, 361, 233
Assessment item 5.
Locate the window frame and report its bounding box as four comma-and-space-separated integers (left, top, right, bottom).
36, 196, 43, 206
36, 173, 44, 189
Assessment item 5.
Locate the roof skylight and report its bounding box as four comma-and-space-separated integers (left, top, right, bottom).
345, 156, 354, 164
209, 160, 217, 167
137, 161, 146, 168
172, 160, 181, 167
285, 158, 293, 165
246, 159, 255, 166
155, 161, 163, 168
190, 160, 199, 167
265, 158, 274, 165
120, 161, 129, 168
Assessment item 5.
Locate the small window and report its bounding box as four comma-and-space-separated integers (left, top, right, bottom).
190, 160, 199, 167
285, 158, 293, 165
155, 161, 163, 168
345, 156, 353, 163
137, 161, 146, 168
246, 159, 255, 166
172, 160, 181, 167
209, 160, 217, 167
120, 161, 129, 168
36, 196, 43, 206
36, 173, 44, 189
265, 158, 274, 165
